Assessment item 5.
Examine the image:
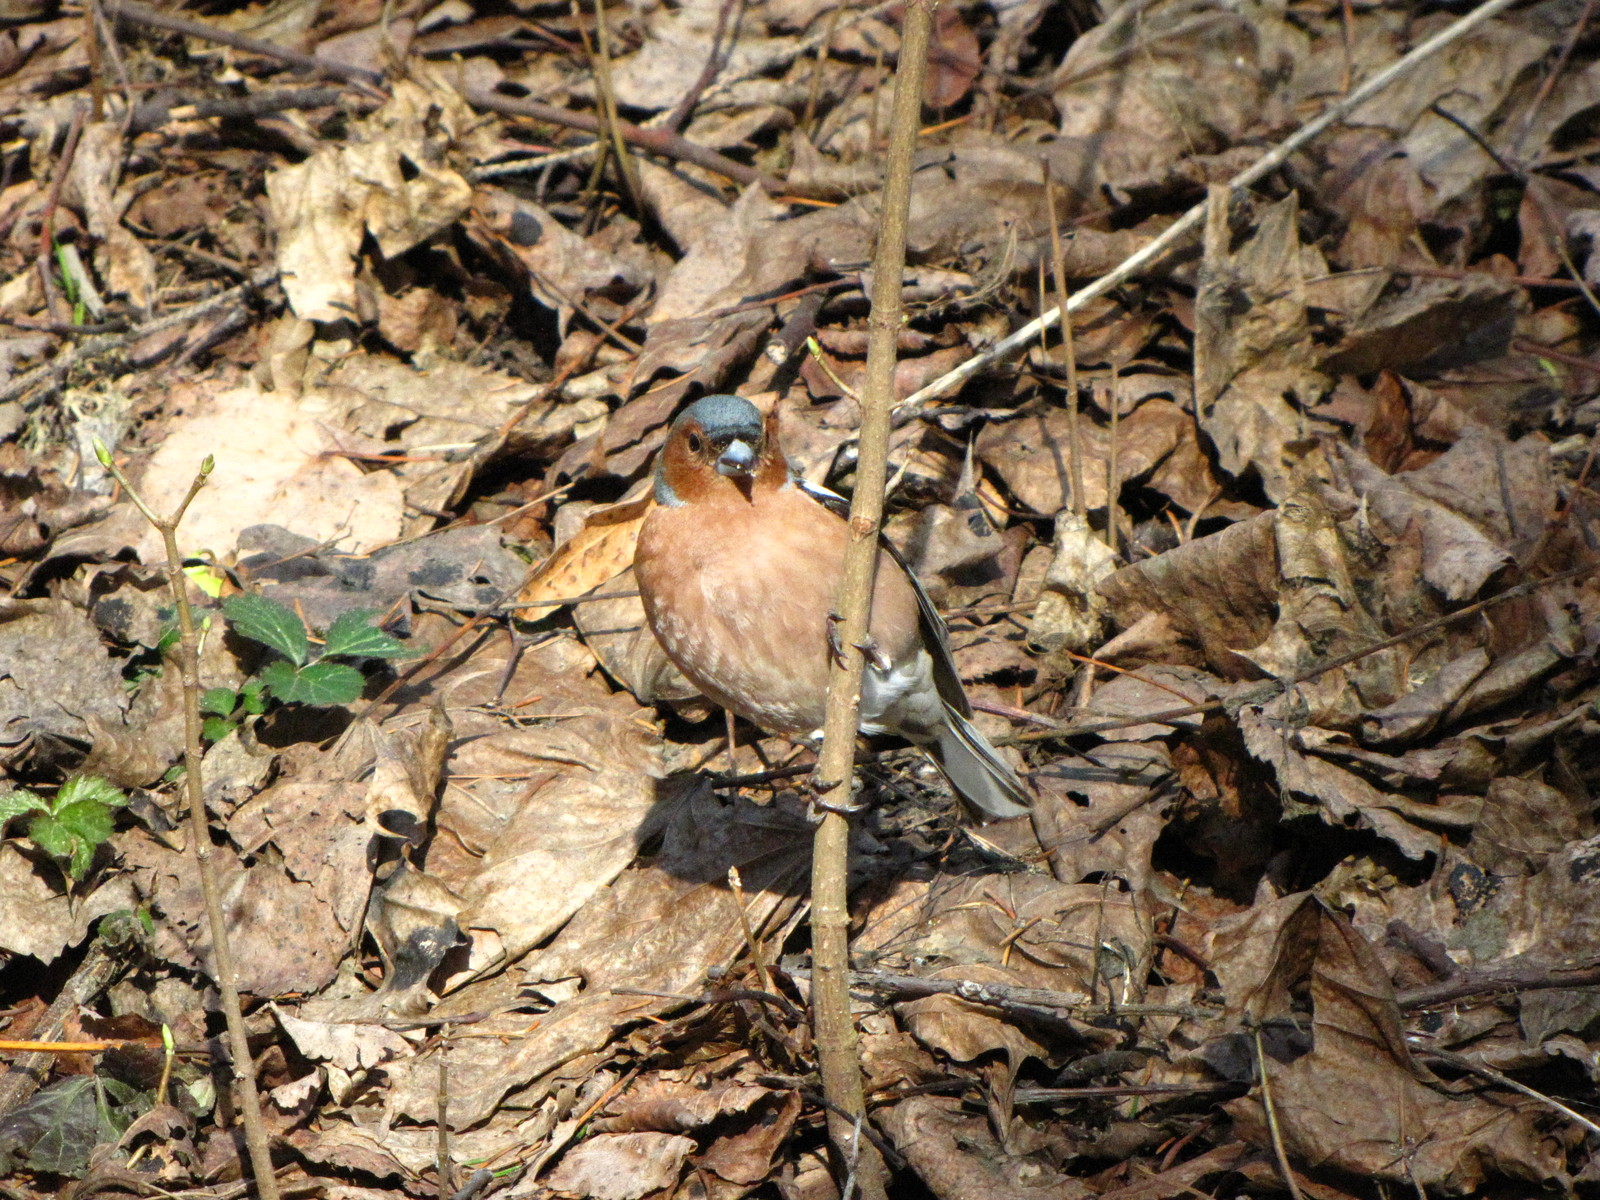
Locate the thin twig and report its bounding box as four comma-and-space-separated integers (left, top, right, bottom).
93, 446, 281, 1200
1410, 1042, 1600, 1137
582, 0, 642, 217
436, 1050, 454, 1197
1397, 960, 1600, 1010
464, 87, 827, 199
1002, 566, 1592, 745
36, 105, 87, 326
0, 265, 278, 405
807, 4, 937, 1196
1510, 0, 1596, 157
896, 0, 1525, 417
665, 0, 740, 131
728, 866, 776, 997
1043, 165, 1085, 520
800, 968, 1222, 1020
108, 0, 384, 87
1254, 1026, 1306, 1200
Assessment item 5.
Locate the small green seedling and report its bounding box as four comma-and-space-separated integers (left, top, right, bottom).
202, 594, 411, 739
0, 775, 128, 882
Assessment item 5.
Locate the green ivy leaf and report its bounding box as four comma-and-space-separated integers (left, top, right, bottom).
258, 660, 299, 698
320, 609, 409, 660
240, 679, 269, 714
51, 776, 128, 814
12, 776, 129, 882
199, 687, 238, 716
270, 660, 366, 706
223, 593, 309, 666
0, 1074, 144, 1177
0, 789, 44, 824
202, 716, 236, 743
27, 813, 79, 867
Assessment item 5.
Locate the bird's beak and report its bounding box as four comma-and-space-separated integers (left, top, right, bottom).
715, 439, 757, 477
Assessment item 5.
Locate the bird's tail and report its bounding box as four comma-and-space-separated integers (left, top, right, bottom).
931, 708, 1031, 820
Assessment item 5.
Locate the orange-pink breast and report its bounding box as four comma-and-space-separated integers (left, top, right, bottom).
635, 482, 922, 736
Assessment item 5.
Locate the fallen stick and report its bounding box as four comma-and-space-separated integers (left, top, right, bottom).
463, 86, 836, 200
896, 0, 1526, 417
108, 0, 383, 87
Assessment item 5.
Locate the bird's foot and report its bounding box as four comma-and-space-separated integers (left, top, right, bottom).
803, 771, 866, 820
825, 616, 891, 672
825, 613, 848, 669
854, 635, 891, 672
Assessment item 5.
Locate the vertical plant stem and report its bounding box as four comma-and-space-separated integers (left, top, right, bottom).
1106, 358, 1120, 558
587, 0, 642, 215
1044, 167, 1085, 520
809, 2, 932, 1196
98, 449, 281, 1200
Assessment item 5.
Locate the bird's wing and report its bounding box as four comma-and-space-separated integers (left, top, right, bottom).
796, 478, 972, 719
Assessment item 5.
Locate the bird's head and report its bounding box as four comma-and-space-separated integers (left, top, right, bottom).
654, 394, 787, 506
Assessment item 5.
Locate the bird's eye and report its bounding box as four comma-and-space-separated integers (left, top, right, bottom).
687, 432, 704, 453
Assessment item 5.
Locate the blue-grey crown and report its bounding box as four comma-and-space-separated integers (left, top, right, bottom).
673, 394, 763, 441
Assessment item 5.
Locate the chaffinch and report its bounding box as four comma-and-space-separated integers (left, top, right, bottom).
634, 394, 1030, 820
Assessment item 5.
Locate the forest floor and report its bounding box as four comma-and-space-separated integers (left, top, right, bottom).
2, 0, 1600, 1197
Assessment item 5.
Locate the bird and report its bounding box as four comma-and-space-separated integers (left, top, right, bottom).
633, 393, 1030, 820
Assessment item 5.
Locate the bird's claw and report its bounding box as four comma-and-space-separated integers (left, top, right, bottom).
825, 616, 890, 673
825, 614, 848, 669
803, 771, 866, 820
854, 635, 891, 672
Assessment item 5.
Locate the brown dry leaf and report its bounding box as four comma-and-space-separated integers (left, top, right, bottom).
354, 628, 669, 972
0, 597, 129, 760
857, 872, 1152, 1065
592, 1077, 772, 1134
609, 0, 789, 112
0, 443, 109, 555
520, 495, 651, 616
321, 351, 607, 530
228, 776, 372, 935
69, 122, 157, 308
545, 1131, 696, 1200
468, 188, 656, 335
1237, 702, 1452, 860
123, 381, 404, 564
1469, 776, 1595, 878
1034, 742, 1173, 894
1194, 189, 1331, 503
1325, 433, 1527, 603
1320, 131, 1432, 272
125, 827, 351, 997
1051, 0, 1303, 185
0, 843, 137, 961
1320, 274, 1525, 377
453, 709, 663, 964
1095, 511, 1281, 677
266, 76, 478, 323
271, 1006, 412, 1073
696, 1089, 802, 1184
1027, 511, 1118, 654
285, 1124, 411, 1188
977, 397, 1194, 515
1212, 894, 1571, 1191
237, 524, 528, 637
924, 6, 981, 109
648, 186, 812, 326
384, 783, 807, 1126
879, 1095, 1093, 1200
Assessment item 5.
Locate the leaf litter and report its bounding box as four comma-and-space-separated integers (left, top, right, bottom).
1, 0, 1599, 1197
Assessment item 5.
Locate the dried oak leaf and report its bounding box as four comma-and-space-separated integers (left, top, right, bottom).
1211, 893, 1572, 1191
